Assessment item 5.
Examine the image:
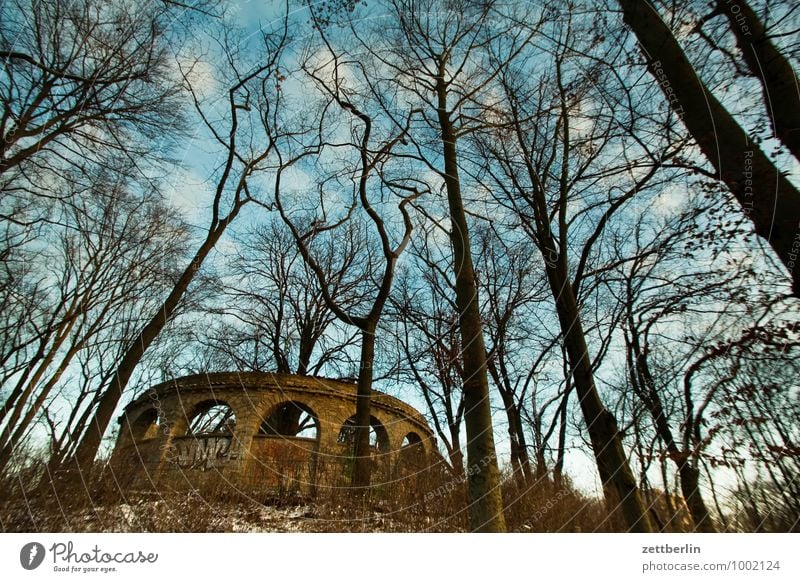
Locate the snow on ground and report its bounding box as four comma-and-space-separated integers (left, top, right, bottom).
1, 495, 443, 532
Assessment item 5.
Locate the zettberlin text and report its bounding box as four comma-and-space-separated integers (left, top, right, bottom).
642, 544, 701, 554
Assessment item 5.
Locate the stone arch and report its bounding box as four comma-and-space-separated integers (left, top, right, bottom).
399, 431, 426, 467
258, 400, 320, 441
402, 431, 423, 449
113, 372, 438, 491
338, 415, 390, 453
186, 400, 236, 436
166, 400, 237, 473
126, 408, 160, 442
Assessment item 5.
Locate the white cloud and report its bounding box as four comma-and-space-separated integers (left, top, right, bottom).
172, 56, 219, 99
651, 184, 686, 218
164, 168, 215, 225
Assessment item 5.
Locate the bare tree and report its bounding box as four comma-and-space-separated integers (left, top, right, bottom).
63, 18, 302, 477
0, 0, 189, 196
467, 7, 710, 528
617, 0, 800, 295
198, 219, 361, 376
338, 0, 545, 531
715, 346, 800, 532
607, 184, 798, 532
389, 228, 468, 477
0, 182, 188, 474
274, 27, 421, 488
694, 0, 800, 162
614, 210, 735, 532
474, 223, 553, 485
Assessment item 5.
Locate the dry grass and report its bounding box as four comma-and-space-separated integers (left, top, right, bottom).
3, 455, 784, 532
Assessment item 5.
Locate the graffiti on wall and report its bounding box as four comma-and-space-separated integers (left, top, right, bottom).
169, 436, 234, 471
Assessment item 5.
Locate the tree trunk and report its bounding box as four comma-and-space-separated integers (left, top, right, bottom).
715, 0, 800, 161
0, 315, 76, 430
489, 362, 533, 486
504, 404, 528, 486
546, 261, 653, 532
0, 341, 83, 472
448, 424, 465, 478
678, 462, 715, 533
533, 445, 547, 482
627, 330, 717, 531
515, 409, 535, 484
436, 68, 506, 532
640, 480, 665, 532
554, 385, 570, 487
0, 329, 55, 426
660, 456, 676, 520
296, 325, 314, 376
619, 0, 800, 295
350, 324, 375, 489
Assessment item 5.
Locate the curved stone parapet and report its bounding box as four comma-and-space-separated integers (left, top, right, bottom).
110, 372, 436, 492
